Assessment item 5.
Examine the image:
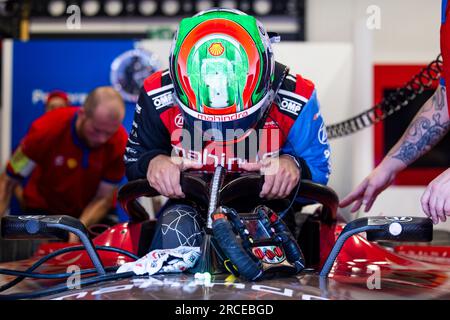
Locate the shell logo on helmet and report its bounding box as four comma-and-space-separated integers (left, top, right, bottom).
208, 42, 225, 56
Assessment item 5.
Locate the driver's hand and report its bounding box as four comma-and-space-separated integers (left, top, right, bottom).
241, 155, 301, 200
339, 161, 399, 213
420, 167, 450, 224
147, 155, 203, 198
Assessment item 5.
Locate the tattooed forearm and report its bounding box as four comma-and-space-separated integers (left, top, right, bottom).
392, 114, 450, 163
389, 86, 450, 165
432, 86, 446, 111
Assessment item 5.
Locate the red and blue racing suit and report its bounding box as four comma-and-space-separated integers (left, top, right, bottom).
124, 67, 331, 250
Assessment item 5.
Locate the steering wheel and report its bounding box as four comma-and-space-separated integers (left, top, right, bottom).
118, 173, 209, 222
118, 172, 338, 224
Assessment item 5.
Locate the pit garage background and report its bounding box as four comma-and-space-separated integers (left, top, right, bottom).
0, 0, 448, 231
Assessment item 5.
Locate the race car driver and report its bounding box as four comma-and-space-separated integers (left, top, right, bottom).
340, 1, 450, 224
125, 8, 331, 250
0, 87, 127, 242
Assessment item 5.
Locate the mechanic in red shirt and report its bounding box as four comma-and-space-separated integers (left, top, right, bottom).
0, 86, 127, 242
340, 1, 450, 224
13, 90, 72, 204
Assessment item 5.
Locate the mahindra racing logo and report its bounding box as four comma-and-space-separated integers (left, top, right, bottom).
175, 114, 184, 128
280, 97, 302, 116
197, 111, 249, 122
153, 92, 173, 109
171, 144, 279, 170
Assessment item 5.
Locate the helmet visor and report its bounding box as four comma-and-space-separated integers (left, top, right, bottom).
187, 35, 249, 113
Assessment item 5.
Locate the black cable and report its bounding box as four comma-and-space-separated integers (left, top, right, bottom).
0, 266, 119, 279
0, 271, 136, 300
279, 179, 302, 219
0, 245, 139, 293
325, 53, 443, 139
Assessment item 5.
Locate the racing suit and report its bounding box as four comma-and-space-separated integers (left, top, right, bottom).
125, 65, 331, 249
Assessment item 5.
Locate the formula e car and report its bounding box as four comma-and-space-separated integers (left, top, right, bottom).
0, 168, 449, 300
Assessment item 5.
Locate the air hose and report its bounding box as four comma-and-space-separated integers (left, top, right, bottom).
326, 54, 443, 139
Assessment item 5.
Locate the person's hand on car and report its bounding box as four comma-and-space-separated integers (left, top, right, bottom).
339, 159, 404, 213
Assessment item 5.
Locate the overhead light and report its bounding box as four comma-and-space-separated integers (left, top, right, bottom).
82, 1, 100, 17
161, 0, 180, 16
48, 0, 66, 17
196, 0, 213, 13
139, 0, 157, 16
219, 0, 237, 9
253, 0, 272, 15
104, 0, 123, 16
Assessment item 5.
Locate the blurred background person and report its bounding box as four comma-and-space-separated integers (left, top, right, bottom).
0, 87, 127, 243
12, 90, 71, 204
45, 90, 70, 113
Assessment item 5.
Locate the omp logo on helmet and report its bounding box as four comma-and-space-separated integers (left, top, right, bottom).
152, 92, 173, 109
208, 43, 225, 56
175, 114, 184, 128
280, 97, 302, 116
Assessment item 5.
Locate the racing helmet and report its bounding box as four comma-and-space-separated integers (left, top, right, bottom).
169, 8, 276, 142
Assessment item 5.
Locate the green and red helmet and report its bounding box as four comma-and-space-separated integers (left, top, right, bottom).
169, 8, 276, 142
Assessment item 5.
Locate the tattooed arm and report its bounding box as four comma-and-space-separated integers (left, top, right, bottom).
340, 85, 450, 214
389, 85, 450, 165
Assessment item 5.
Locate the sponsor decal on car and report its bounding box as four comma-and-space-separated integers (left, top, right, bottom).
51, 277, 329, 300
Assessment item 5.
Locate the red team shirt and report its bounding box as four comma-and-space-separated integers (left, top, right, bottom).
6, 107, 127, 217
